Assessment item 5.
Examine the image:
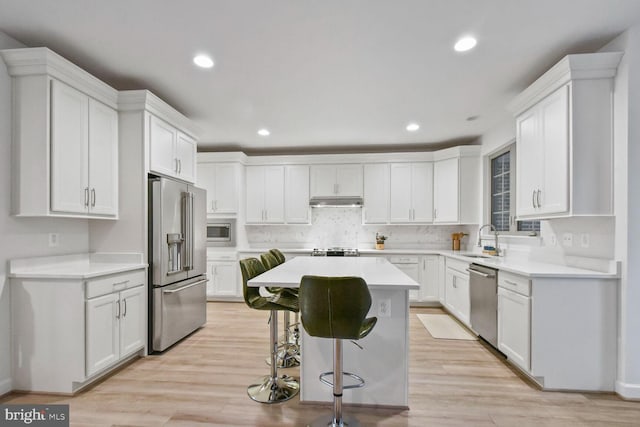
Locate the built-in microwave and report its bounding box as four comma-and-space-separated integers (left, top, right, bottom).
206, 219, 236, 246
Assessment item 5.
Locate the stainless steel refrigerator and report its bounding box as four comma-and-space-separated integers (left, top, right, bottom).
148, 176, 207, 352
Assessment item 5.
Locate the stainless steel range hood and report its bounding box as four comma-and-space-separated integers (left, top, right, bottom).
309, 196, 363, 207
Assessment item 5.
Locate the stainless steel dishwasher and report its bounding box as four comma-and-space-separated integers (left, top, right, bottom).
468, 263, 498, 348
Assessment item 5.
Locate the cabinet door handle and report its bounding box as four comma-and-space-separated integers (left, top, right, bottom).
179, 159, 182, 174
434, 208, 438, 219
116, 300, 121, 319
91, 188, 96, 207
532, 190, 537, 208
264, 210, 268, 221
123, 298, 127, 317
536, 189, 542, 208
84, 187, 89, 207
175, 158, 178, 173
504, 279, 518, 287
453, 276, 457, 288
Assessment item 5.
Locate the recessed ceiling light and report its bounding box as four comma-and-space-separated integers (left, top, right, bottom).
406, 123, 420, 132
454, 36, 477, 52
466, 115, 479, 121
193, 54, 214, 68
257, 128, 270, 136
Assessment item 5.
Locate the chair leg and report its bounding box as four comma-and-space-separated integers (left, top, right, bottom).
247, 310, 299, 404
266, 310, 300, 368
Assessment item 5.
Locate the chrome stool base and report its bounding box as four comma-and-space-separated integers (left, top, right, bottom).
247, 374, 299, 404
307, 414, 361, 427
266, 342, 300, 368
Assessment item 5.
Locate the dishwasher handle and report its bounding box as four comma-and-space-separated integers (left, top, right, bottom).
466, 268, 496, 279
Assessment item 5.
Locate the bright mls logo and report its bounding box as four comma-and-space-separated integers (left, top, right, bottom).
1, 405, 68, 426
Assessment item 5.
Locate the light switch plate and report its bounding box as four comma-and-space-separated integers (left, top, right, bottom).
562, 233, 573, 247
549, 234, 557, 246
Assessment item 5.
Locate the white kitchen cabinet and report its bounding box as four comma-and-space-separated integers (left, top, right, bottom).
389, 162, 433, 223
246, 166, 285, 224
4, 49, 119, 218
86, 282, 145, 377
11, 265, 146, 394
149, 115, 197, 183
50, 83, 118, 217
285, 165, 311, 224
431, 147, 480, 224
498, 287, 531, 371
444, 259, 470, 326
437, 256, 446, 304
433, 158, 458, 223
363, 163, 390, 224
421, 255, 439, 302
388, 256, 421, 302
206, 260, 238, 298
310, 164, 363, 197
510, 52, 622, 219
197, 163, 240, 215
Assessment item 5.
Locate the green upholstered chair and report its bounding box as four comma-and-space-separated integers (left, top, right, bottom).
239, 258, 299, 403
270, 248, 286, 264
299, 275, 377, 427
259, 252, 300, 368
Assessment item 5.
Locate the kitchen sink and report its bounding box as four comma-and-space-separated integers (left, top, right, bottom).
459, 253, 491, 259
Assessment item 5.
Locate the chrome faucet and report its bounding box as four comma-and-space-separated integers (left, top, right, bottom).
477, 224, 500, 255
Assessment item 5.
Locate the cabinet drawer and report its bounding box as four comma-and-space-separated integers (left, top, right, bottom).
446, 258, 470, 275
388, 256, 419, 264
86, 270, 146, 299
498, 271, 531, 296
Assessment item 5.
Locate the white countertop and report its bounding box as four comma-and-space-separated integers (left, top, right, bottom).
232, 246, 619, 279
9, 253, 146, 279
248, 256, 420, 290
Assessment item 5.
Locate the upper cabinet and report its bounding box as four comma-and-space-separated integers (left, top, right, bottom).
196, 162, 240, 215
363, 164, 390, 224
285, 165, 311, 224
245, 165, 285, 224
509, 52, 623, 220
2, 48, 118, 218
389, 163, 433, 223
310, 164, 363, 198
433, 147, 481, 224
149, 115, 196, 183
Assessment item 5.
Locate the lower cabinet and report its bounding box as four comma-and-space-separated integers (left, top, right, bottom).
86, 283, 145, 377
11, 268, 146, 393
388, 256, 421, 302
497, 286, 531, 371
444, 259, 470, 326
206, 252, 240, 300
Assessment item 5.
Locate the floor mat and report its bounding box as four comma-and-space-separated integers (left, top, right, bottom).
416, 313, 477, 340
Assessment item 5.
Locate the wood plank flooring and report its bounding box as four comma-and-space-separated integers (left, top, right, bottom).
2, 302, 640, 426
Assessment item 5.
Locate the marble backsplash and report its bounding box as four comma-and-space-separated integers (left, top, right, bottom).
245, 207, 478, 250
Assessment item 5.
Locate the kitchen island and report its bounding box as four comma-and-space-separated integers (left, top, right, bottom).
248, 256, 419, 408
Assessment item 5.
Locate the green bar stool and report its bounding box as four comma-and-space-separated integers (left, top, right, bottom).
260, 251, 300, 368
270, 249, 301, 348
239, 258, 299, 403
299, 275, 378, 427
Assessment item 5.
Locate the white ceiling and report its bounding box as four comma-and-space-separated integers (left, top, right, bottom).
1, 0, 639, 153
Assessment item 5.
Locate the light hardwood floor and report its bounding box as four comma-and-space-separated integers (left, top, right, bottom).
2, 302, 639, 426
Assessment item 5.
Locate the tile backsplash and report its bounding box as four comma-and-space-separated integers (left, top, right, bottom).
245, 207, 477, 250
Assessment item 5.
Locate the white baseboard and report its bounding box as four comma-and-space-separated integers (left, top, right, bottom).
0, 377, 11, 396
616, 380, 640, 399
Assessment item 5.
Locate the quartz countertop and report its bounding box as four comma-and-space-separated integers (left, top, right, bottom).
232, 246, 619, 279
248, 256, 420, 290
9, 253, 146, 279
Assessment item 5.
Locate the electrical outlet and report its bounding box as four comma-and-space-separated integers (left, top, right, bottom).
48, 233, 59, 247
549, 234, 557, 246
562, 233, 573, 247
581, 233, 590, 248
378, 299, 391, 318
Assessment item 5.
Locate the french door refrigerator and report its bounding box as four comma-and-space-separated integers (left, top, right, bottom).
149, 176, 207, 352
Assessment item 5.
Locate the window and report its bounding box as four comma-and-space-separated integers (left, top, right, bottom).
489, 145, 539, 234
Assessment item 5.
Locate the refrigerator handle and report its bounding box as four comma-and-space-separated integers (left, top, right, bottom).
183, 192, 194, 270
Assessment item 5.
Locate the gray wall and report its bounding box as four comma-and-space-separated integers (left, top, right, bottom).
0, 32, 90, 394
